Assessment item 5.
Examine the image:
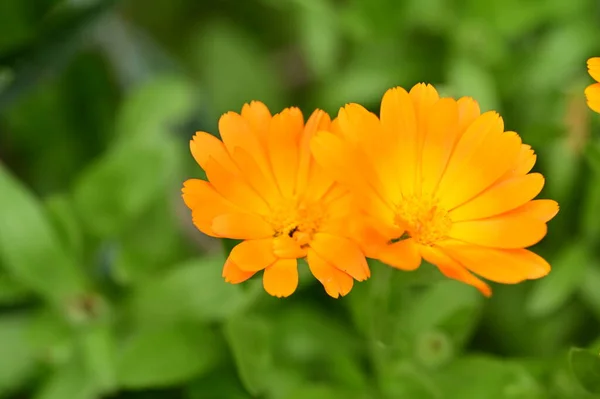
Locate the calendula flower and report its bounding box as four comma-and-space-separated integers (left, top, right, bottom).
585, 57, 600, 113
311, 83, 558, 296
182, 102, 369, 298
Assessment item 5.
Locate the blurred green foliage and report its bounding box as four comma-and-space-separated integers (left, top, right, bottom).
1, 0, 600, 398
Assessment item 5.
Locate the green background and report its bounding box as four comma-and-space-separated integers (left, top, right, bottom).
1, 0, 600, 398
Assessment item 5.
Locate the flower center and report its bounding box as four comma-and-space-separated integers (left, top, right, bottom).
394, 195, 452, 246
268, 199, 324, 247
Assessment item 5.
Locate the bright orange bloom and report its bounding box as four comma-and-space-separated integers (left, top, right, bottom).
311, 83, 559, 296
586, 58, 600, 113
182, 102, 369, 298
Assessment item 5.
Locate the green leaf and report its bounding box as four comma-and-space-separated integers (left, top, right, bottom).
186, 370, 251, 399
0, 164, 86, 302
261, 367, 306, 399
0, 314, 40, 394
527, 243, 589, 317
116, 323, 222, 389
569, 348, 600, 394
0, 271, 31, 305
580, 265, 600, 321
33, 357, 98, 399
414, 330, 454, 369
580, 173, 600, 242
0, 311, 70, 395
114, 74, 196, 145
407, 280, 483, 346
77, 322, 117, 394
44, 193, 84, 262
273, 306, 366, 390
525, 23, 596, 91
0, 0, 117, 113
0, 0, 36, 54
281, 384, 366, 399
112, 197, 191, 283
381, 360, 442, 399
126, 256, 248, 325
224, 314, 272, 396
346, 261, 396, 343
73, 138, 177, 237
192, 21, 285, 120
436, 356, 544, 399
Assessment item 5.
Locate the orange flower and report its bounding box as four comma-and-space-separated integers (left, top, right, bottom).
585, 57, 600, 113
182, 102, 369, 298
311, 83, 559, 296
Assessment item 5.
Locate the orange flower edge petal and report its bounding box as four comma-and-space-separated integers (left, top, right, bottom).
184, 103, 369, 297
313, 82, 557, 296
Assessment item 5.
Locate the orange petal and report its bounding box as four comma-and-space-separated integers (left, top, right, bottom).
410, 83, 440, 190
319, 189, 357, 235
268, 107, 303, 197
508, 199, 559, 223
190, 132, 238, 174
437, 112, 503, 201
450, 173, 545, 222
439, 117, 496, 203
420, 245, 491, 297
230, 146, 281, 202
211, 213, 273, 239
585, 83, 600, 113
241, 101, 272, 141
457, 97, 481, 136
378, 238, 422, 271
409, 83, 440, 129
588, 57, 600, 82
350, 215, 400, 258
337, 104, 402, 203
440, 241, 550, 284
218, 112, 274, 183
223, 258, 256, 284
449, 212, 547, 249
205, 157, 270, 214
273, 235, 307, 258
263, 258, 299, 297
501, 143, 536, 179
317, 124, 384, 196
182, 179, 239, 237
421, 98, 460, 195
380, 86, 418, 197
438, 124, 522, 210
229, 239, 276, 272
310, 130, 390, 215
303, 161, 335, 204
297, 109, 331, 197
307, 249, 353, 298
310, 233, 370, 281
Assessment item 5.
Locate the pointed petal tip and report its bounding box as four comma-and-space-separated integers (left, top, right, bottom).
382, 86, 409, 98
481, 285, 493, 297
248, 100, 266, 107
326, 290, 341, 299
527, 265, 551, 280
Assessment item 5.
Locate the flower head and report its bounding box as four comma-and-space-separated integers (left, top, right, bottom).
311, 83, 559, 296
585, 57, 600, 113
182, 102, 369, 298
